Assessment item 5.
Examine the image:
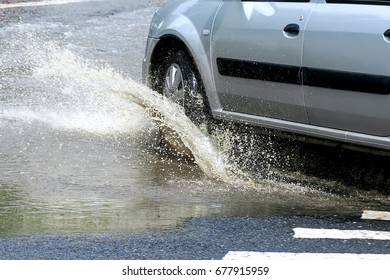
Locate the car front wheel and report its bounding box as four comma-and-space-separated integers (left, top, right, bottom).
150, 48, 212, 159
152, 49, 211, 133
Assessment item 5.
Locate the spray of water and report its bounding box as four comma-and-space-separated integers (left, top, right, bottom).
1, 31, 149, 135
0, 32, 254, 184
61, 51, 254, 182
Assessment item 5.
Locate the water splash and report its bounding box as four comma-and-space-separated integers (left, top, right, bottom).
1, 32, 150, 135
41, 46, 246, 182
0, 34, 248, 183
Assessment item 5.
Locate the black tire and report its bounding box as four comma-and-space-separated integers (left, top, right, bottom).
151, 49, 211, 132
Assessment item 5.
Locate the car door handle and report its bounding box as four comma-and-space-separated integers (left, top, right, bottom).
384, 29, 390, 38
283, 24, 300, 36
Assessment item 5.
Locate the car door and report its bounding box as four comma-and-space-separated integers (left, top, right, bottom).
211, 0, 316, 123
303, 0, 390, 136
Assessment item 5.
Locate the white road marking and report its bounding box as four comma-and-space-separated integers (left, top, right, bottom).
0, 0, 103, 9
362, 210, 390, 221
223, 251, 390, 260
293, 227, 390, 240
225, 211, 390, 261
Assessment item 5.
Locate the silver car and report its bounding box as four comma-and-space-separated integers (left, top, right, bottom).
142, 0, 390, 154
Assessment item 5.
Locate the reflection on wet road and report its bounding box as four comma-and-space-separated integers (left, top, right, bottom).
0, 0, 389, 236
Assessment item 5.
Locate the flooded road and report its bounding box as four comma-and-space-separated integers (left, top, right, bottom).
0, 0, 389, 237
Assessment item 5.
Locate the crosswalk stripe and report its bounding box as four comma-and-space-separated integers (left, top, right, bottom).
293, 227, 390, 240
223, 251, 390, 260
362, 210, 390, 221
225, 211, 390, 261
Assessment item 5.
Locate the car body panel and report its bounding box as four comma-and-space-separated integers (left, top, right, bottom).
211, 1, 316, 123
142, 0, 390, 153
303, 1, 390, 136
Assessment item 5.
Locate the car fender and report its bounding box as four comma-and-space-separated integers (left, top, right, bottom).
148, 0, 223, 111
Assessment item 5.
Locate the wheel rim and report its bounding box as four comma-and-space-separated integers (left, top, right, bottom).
163, 63, 185, 107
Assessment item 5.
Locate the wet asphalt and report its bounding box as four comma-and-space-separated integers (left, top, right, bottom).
1, 215, 389, 259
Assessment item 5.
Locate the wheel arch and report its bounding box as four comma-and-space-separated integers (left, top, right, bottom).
146, 34, 220, 112
148, 34, 217, 111
144, 0, 224, 110
147, 35, 194, 89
